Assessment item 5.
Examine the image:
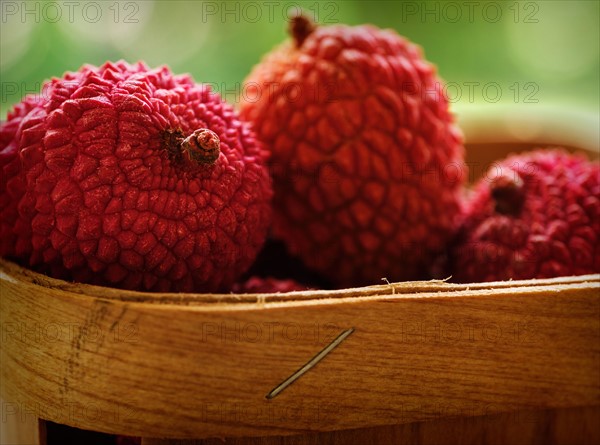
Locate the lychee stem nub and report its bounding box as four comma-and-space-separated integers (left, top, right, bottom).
289, 14, 316, 48
490, 172, 524, 216
181, 128, 220, 166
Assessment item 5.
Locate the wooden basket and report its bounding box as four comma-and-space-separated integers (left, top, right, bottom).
1, 105, 599, 445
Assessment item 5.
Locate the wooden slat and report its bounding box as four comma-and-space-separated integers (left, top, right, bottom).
142, 405, 600, 445
1, 260, 598, 439
0, 396, 42, 445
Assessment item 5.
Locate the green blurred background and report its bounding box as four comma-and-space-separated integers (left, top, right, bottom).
1, 0, 599, 118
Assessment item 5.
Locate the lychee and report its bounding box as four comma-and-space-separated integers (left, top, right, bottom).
239, 15, 465, 287
0, 61, 272, 292
450, 149, 599, 282
242, 238, 333, 289
231, 276, 309, 293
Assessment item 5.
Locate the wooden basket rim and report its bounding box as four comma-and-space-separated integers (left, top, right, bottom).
2, 258, 598, 309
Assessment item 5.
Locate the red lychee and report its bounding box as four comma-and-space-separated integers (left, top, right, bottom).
0, 61, 272, 292
239, 15, 465, 287
451, 149, 599, 282
231, 276, 309, 293
242, 238, 334, 289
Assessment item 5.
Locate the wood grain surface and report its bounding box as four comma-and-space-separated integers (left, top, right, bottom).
1, 259, 598, 439
0, 396, 41, 445
142, 405, 600, 445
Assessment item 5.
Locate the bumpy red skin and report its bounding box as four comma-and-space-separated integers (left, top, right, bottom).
0, 61, 272, 292
451, 149, 600, 282
231, 276, 308, 293
1, 94, 44, 258
240, 24, 465, 287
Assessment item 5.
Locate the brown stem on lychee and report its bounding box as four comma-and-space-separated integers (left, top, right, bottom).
181, 128, 221, 166
289, 14, 316, 48
490, 172, 524, 216
163, 128, 221, 168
